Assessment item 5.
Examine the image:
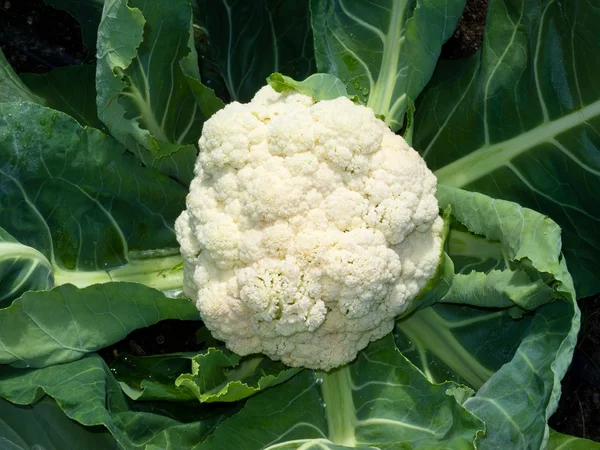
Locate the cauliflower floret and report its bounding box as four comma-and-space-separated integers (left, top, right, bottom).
176, 86, 443, 371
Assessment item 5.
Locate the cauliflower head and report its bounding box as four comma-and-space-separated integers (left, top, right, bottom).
176, 85, 443, 371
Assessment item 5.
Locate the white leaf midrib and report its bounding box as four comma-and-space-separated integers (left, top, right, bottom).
366, 0, 407, 118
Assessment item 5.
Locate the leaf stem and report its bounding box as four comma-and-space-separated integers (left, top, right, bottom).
53, 255, 184, 295
320, 366, 357, 447
434, 99, 600, 188
366, 1, 406, 129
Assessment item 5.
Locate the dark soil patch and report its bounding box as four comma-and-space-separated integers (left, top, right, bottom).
441, 0, 488, 60
97, 319, 206, 365
0, 0, 86, 73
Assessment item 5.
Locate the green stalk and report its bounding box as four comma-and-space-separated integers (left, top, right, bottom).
53, 254, 184, 294
319, 366, 357, 447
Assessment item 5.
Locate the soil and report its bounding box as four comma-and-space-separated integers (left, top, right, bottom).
2, 0, 599, 443
97, 319, 206, 365
0, 0, 86, 73
441, 0, 488, 59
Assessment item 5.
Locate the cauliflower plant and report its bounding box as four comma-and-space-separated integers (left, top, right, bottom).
175, 85, 443, 371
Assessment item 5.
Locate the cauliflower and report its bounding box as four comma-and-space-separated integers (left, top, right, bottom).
176, 85, 443, 371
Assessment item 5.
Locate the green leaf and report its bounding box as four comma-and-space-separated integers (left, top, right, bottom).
396, 186, 580, 449
267, 73, 357, 102
111, 352, 197, 402
436, 185, 564, 312
403, 99, 416, 145
311, 0, 466, 131
396, 306, 527, 389
44, 0, 104, 62
0, 354, 235, 449
0, 397, 118, 450
0, 282, 199, 368
112, 348, 299, 403
465, 300, 579, 450
96, 0, 224, 185
414, 0, 600, 297
175, 348, 300, 403
445, 227, 505, 275
0, 102, 187, 291
202, 334, 483, 449
20, 66, 107, 131
547, 429, 600, 450
0, 49, 42, 103
0, 227, 53, 307
197, 0, 315, 102
188, 16, 230, 103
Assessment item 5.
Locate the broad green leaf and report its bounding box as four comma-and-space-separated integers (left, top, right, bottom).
0, 282, 198, 368
175, 348, 300, 403
395, 186, 580, 449
45, 0, 104, 61
0, 102, 187, 290
20, 65, 107, 131
547, 429, 600, 450
196, 0, 315, 102
0, 227, 53, 307
96, 0, 224, 185
311, 0, 466, 131
0, 397, 118, 450
0, 49, 41, 103
267, 73, 357, 102
201, 334, 483, 449
414, 0, 600, 297
0, 354, 235, 449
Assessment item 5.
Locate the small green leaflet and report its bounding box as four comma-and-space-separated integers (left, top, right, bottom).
267, 72, 357, 102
